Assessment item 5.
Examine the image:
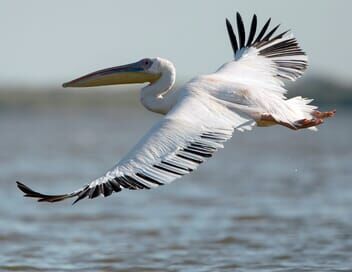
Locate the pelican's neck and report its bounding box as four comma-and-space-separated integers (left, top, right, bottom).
141, 59, 177, 114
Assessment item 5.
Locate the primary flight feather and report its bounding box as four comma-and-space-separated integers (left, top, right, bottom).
17, 12, 335, 204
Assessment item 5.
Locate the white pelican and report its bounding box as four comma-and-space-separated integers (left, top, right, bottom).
17, 12, 335, 204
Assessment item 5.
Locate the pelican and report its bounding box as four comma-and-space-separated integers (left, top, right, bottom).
17, 12, 335, 204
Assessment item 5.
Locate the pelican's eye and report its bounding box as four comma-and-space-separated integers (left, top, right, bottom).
141, 58, 152, 69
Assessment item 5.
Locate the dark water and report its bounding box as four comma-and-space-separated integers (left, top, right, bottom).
1, 104, 351, 271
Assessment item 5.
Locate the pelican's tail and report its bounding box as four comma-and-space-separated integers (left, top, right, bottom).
16, 181, 79, 203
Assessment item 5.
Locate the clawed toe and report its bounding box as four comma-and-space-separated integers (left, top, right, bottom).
294, 118, 323, 129
312, 109, 336, 119
293, 109, 336, 130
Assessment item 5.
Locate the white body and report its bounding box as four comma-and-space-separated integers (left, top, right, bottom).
17, 13, 323, 204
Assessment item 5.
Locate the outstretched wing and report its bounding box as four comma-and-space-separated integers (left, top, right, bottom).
17, 92, 253, 204
218, 12, 308, 94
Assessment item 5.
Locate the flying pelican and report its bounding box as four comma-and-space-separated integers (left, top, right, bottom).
17, 12, 335, 204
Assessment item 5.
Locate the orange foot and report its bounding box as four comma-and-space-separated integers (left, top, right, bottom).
259, 110, 336, 131
312, 109, 336, 119
293, 118, 324, 130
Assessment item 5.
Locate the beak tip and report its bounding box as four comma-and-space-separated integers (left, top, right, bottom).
62, 82, 69, 88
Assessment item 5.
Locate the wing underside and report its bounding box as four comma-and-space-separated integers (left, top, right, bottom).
17, 93, 253, 204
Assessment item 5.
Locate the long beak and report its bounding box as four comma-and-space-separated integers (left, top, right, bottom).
62, 62, 160, 88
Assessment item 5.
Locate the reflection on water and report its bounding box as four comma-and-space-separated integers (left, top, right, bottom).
0, 104, 351, 271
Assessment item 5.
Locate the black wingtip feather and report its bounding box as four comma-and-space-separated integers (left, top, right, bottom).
236, 12, 246, 48
71, 185, 90, 205
89, 186, 100, 199
16, 181, 71, 203
17, 181, 41, 197
246, 14, 257, 47
226, 18, 238, 54
262, 24, 280, 41
271, 30, 290, 41
254, 18, 271, 44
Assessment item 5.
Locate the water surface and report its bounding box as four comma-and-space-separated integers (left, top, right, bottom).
0, 103, 351, 271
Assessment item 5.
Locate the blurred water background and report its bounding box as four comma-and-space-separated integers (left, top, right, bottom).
1, 0, 352, 271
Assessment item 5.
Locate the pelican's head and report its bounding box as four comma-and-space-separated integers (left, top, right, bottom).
62, 58, 163, 88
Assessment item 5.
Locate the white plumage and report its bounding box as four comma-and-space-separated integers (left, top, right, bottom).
17, 12, 334, 204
